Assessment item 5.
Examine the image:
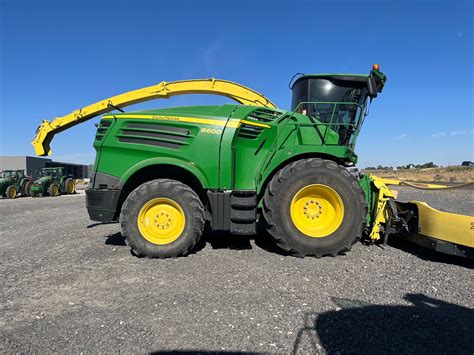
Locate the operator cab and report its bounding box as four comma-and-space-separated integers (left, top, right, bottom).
290, 65, 386, 146
38, 167, 64, 178
0, 170, 23, 179
1, 170, 13, 178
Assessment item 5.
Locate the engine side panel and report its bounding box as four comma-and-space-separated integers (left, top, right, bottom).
92, 105, 238, 189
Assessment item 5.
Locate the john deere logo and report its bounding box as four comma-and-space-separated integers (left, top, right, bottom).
152, 115, 179, 121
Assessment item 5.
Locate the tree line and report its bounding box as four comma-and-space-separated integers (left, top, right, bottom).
365, 162, 438, 171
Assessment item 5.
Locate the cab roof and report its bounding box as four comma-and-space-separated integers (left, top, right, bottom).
291, 73, 369, 89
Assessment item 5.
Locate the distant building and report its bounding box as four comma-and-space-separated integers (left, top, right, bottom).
0, 156, 90, 179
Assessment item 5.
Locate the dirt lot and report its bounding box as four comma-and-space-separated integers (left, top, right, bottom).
0, 187, 473, 354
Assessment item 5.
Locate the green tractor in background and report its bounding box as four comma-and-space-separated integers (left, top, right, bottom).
30, 167, 76, 197
0, 170, 33, 199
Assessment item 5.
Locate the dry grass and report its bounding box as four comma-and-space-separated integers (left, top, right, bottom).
363, 166, 474, 183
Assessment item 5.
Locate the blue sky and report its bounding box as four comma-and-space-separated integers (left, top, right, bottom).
1, 0, 472, 167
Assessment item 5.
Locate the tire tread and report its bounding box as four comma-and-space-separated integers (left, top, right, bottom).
120, 179, 205, 258
263, 158, 367, 257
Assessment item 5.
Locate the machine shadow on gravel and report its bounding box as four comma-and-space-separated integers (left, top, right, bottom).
87, 222, 112, 229
102, 222, 293, 257
206, 223, 292, 256
104, 232, 127, 246
292, 293, 474, 354
102, 227, 473, 265
103, 231, 208, 257
150, 351, 264, 354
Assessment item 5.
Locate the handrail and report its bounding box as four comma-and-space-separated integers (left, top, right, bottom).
291, 101, 364, 147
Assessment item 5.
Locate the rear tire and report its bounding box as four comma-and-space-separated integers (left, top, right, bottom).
22, 180, 32, 197
120, 179, 205, 258
64, 178, 75, 194
48, 182, 60, 197
263, 158, 367, 257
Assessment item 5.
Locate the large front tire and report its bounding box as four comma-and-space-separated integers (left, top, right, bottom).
263, 158, 367, 257
120, 179, 205, 258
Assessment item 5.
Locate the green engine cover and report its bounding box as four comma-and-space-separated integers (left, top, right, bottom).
92, 104, 357, 195
30, 175, 52, 192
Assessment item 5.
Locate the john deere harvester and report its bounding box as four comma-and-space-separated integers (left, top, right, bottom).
30, 167, 76, 197
0, 170, 32, 198
32, 65, 473, 259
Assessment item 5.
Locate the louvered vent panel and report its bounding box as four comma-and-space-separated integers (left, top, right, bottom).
246, 108, 281, 123
237, 124, 264, 140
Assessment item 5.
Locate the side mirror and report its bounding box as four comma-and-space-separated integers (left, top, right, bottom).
367, 76, 378, 98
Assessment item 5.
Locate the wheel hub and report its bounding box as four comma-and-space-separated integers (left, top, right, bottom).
303, 200, 323, 219
155, 212, 172, 229
137, 197, 185, 245
290, 184, 344, 238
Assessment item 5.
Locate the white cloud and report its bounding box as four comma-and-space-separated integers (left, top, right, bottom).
450, 129, 474, 136
432, 129, 473, 138
394, 133, 407, 140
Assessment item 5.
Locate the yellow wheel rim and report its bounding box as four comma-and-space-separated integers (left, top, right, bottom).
8, 187, 17, 199
68, 181, 75, 194
290, 184, 344, 238
137, 197, 185, 245
53, 185, 59, 196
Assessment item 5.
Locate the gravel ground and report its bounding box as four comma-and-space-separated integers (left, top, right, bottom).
0, 186, 473, 354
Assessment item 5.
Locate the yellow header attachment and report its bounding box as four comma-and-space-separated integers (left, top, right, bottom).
368, 174, 474, 257
376, 178, 473, 190
32, 78, 277, 156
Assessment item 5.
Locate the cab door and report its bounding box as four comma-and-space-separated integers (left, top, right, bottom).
218, 106, 279, 191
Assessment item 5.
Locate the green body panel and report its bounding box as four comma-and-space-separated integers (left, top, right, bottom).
0, 178, 10, 195
358, 174, 377, 226
91, 69, 386, 224
30, 176, 53, 192
93, 104, 352, 194
95, 105, 238, 188
19, 177, 28, 187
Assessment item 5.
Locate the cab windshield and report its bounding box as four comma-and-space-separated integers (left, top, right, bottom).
1, 171, 13, 178
41, 169, 60, 178
291, 77, 370, 146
